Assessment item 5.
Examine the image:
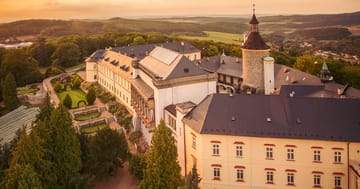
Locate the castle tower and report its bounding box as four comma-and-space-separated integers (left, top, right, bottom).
242, 4, 270, 92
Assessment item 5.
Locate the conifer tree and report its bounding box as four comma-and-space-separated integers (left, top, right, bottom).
48, 104, 81, 187
1, 128, 46, 189
87, 128, 129, 180
185, 164, 201, 189
1, 164, 42, 189
36, 93, 54, 123
2, 73, 19, 110
139, 120, 182, 189
63, 94, 72, 109
86, 87, 96, 105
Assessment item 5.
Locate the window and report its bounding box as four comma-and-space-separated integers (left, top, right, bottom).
94, 75, 97, 80
266, 147, 273, 159
236, 169, 244, 181
313, 175, 321, 187
168, 115, 176, 131
287, 149, 294, 160
287, 173, 294, 185
266, 172, 274, 184
236, 146, 243, 157
335, 176, 341, 188
313, 150, 321, 162
93, 64, 96, 69
192, 136, 196, 149
213, 144, 220, 156
213, 168, 220, 180
334, 151, 342, 163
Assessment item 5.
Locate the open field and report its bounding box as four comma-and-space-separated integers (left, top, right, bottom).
180, 31, 243, 44
348, 26, 360, 36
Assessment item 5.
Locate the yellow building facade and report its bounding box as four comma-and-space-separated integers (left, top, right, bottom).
183, 93, 360, 189
185, 127, 360, 189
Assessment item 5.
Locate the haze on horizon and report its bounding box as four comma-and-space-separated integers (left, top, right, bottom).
0, 0, 359, 22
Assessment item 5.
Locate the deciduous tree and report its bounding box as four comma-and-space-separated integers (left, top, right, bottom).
51, 42, 81, 68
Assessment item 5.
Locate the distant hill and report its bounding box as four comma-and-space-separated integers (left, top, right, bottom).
0, 12, 359, 40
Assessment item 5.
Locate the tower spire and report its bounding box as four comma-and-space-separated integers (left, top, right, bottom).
249, 4, 259, 32
253, 3, 255, 15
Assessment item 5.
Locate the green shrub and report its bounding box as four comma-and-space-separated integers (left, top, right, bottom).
63, 94, 73, 108
53, 81, 63, 93
86, 88, 96, 105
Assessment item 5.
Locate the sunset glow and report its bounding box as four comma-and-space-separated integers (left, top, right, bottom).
0, 0, 359, 22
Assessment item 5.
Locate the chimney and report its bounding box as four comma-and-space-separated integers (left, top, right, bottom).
337, 88, 342, 96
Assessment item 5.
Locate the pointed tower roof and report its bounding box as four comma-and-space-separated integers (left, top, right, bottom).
242, 4, 270, 50
249, 4, 259, 24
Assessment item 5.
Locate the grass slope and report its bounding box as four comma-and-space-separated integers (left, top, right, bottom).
180, 31, 243, 44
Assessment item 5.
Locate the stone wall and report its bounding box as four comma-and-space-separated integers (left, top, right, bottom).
242, 49, 270, 91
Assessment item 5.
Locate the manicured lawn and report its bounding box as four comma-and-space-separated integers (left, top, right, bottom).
180, 31, 243, 45
81, 124, 107, 134
17, 87, 39, 95
74, 112, 101, 121
58, 89, 87, 109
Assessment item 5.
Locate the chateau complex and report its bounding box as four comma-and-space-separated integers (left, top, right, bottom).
86, 9, 360, 189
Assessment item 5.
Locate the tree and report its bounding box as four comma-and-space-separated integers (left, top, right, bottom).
132, 36, 146, 46
1, 128, 48, 189
128, 154, 146, 180
63, 94, 72, 109
2, 73, 19, 110
48, 104, 82, 187
51, 42, 81, 68
53, 80, 63, 93
185, 164, 201, 189
139, 120, 182, 189
72, 76, 82, 89
36, 93, 54, 122
1, 164, 42, 189
293, 55, 322, 75
29, 38, 54, 67
85, 87, 96, 105
0, 129, 21, 181
205, 45, 219, 57
0, 49, 42, 86
87, 128, 129, 180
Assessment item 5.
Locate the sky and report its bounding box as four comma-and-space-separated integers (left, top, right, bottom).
0, 0, 359, 22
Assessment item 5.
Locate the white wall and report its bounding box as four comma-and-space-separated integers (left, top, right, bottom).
86, 62, 98, 83
264, 57, 275, 95
155, 81, 216, 126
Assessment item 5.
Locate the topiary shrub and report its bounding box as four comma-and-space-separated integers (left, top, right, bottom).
63, 94, 72, 109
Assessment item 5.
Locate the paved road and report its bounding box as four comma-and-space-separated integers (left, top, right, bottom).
43, 75, 60, 107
